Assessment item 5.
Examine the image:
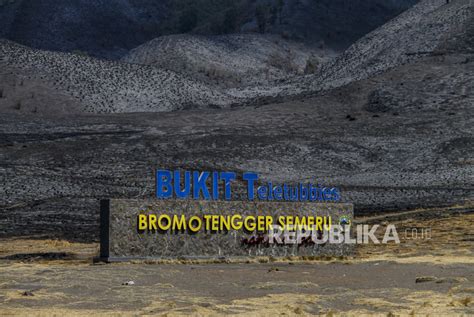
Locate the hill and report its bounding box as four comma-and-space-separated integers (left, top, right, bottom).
1, 51, 472, 238
233, 0, 473, 99
0, 0, 417, 59
122, 34, 335, 88
0, 1, 471, 114
0, 0, 472, 240
311, 0, 474, 90
0, 40, 238, 114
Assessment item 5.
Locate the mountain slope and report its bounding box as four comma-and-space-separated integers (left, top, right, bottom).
312, 0, 473, 90
0, 0, 417, 59
232, 0, 473, 99
0, 40, 238, 113
0, 0, 471, 114
0, 0, 172, 59
122, 34, 335, 88
1, 50, 472, 232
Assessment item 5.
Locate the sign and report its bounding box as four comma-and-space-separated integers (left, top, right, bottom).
96, 170, 353, 261
97, 199, 354, 262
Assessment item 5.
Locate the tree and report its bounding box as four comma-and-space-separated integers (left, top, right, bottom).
255, 4, 267, 33
222, 6, 238, 34
276, 0, 284, 24
269, 5, 277, 26
179, 7, 198, 33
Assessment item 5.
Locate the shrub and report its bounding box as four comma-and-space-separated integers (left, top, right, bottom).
71, 50, 89, 57
304, 55, 320, 74
268, 52, 298, 73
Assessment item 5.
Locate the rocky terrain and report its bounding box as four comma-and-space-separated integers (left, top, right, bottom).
122, 34, 334, 88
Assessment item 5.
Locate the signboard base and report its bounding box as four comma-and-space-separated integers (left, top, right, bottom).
97, 199, 354, 262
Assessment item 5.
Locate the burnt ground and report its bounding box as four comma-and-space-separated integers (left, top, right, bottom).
0, 42, 472, 316
1, 54, 473, 243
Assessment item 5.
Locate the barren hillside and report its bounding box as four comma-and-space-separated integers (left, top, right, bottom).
122, 34, 334, 88
1, 50, 472, 240
0, 0, 472, 243
1, 1, 468, 114
232, 0, 473, 99
0, 40, 239, 114
312, 0, 474, 90
0, 0, 417, 59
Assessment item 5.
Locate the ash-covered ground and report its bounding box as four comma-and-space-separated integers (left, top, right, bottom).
0, 2, 473, 316
0, 0, 472, 243
0, 51, 472, 243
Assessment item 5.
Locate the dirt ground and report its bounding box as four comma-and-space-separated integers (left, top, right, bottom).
0, 207, 473, 316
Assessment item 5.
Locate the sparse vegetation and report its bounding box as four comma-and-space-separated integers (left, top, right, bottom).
0, 2, 472, 315
123, 33, 319, 88
71, 50, 89, 57
0, 0, 418, 59
255, 4, 268, 33
267, 51, 298, 73
304, 55, 320, 74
